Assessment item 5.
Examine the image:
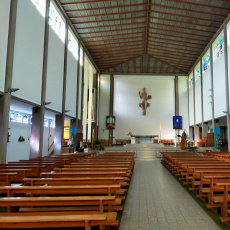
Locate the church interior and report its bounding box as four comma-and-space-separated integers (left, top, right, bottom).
1, 0, 230, 229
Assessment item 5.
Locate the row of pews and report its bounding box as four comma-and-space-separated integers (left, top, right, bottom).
161, 151, 230, 224
0, 151, 135, 230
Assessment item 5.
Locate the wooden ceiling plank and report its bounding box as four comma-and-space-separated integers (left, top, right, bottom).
127, 62, 129, 73
91, 47, 144, 56
148, 35, 206, 47
149, 15, 219, 29
76, 21, 145, 30
150, 3, 226, 18
79, 26, 146, 35
72, 16, 146, 25
69, 10, 146, 19
147, 55, 150, 73
149, 21, 214, 36
148, 30, 209, 43
141, 55, 143, 72
66, 3, 146, 13
93, 52, 144, 60
62, 0, 120, 6
148, 38, 203, 50
149, 10, 223, 24
164, 0, 229, 11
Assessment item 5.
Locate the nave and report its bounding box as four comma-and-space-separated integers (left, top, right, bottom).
120, 153, 223, 230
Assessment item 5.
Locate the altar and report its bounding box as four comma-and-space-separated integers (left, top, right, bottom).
130, 135, 159, 144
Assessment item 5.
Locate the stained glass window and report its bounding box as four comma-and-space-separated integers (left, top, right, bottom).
195, 63, 201, 82
68, 30, 78, 60
49, 120, 55, 128
49, 2, 65, 43
189, 72, 193, 88
44, 119, 49, 127
202, 49, 210, 73
22, 115, 29, 124
31, 0, 46, 17
213, 31, 224, 62
9, 112, 16, 122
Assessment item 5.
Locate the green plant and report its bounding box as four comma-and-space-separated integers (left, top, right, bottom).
91, 140, 104, 150
187, 142, 197, 153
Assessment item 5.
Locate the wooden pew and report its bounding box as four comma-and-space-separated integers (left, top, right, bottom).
0, 169, 32, 183
0, 213, 118, 230
0, 173, 18, 186
41, 171, 130, 178
0, 196, 120, 213
23, 177, 129, 187
0, 184, 125, 197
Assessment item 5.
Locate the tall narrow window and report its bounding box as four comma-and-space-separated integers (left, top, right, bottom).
48, 2, 65, 42
189, 72, 193, 88
195, 63, 201, 82
213, 31, 224, 62
31, 0, 46, 17
80, 47, 83, 66
202, 49, 210, 73
68, 30, 78, 60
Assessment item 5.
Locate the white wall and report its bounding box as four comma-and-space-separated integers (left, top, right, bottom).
7, 122, 31, 163
195, 78, 202, 124
11, 0, 45, 104
0, 0, 10, 92
178, 76, 189, 136
46, 27, 65, 112
98, 75, 110, 140
65, 51, 78, 117
189, 86, 194, 126
78, 65, 82, 119
202, 68, 212, 122
213, 54, 226, 118
113, 76, 175, 140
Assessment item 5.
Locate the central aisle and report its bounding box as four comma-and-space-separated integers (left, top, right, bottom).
119, 156, 221, 230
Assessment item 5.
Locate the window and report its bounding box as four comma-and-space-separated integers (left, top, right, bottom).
202, 49, 210, 73
49, 2, 65, 42
9, 112, 16, 122
49, 120, 55, 128
44, 119, 49, 127
80, 47, 83, 66
22, 115, 29, 124
31, 0, 46, 17
227, 22, 230, 46
68, 30, 78, 60
195, 63, 201, 82
189, 72, 193, 88
213, 31, 224, 62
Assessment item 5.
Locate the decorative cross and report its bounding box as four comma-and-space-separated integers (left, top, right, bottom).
139, 88, 151, 116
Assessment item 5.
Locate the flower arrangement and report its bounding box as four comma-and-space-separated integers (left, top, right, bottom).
127, 131, 135, 137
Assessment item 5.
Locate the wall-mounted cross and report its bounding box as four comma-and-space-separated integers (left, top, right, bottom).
139, 88, 151, 116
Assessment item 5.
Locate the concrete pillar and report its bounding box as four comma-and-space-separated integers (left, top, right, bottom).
174, 75, 179, 138
54, 114, 64, 154
109, 74, 114, 146
210, 44, 215, 131
29, 0, 50, 158
0, 0, 18, 163
200, 59, 205, 139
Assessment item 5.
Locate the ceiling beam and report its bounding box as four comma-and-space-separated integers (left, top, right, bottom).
148, 31, 209, 43
149, 10, 223, 24
164, 0, 229, 11
75, 21, 145, 30
149, 3, 226, 18
69, 10, 146, 19
144, 0, 150, 54
85, 39, 145, 47
147, 43, 200, 55
148, 34, 206, 47
148, 37, 204, 50
148, 15, 219, 30
149, 25, 212, 40
92, 51, 144, 59
79, 26, 146, 35
149, 21, 215, 36
147, 46, 198, 58
72, 16, 146, 25
88, 42, 145, 51
62, 0, 121, 5
66, 3, 146, 13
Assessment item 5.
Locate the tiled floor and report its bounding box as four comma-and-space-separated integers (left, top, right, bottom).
119, 156, 221, 230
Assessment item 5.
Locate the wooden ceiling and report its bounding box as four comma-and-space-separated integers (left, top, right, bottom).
59, 0, 230, 74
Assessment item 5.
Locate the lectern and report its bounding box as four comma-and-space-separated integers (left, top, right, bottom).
181, 136, 186, 150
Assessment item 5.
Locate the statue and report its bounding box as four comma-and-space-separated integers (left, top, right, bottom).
139, 88, 151, 116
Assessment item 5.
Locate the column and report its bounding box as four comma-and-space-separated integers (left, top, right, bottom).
0, 0, 17, 163
30, 0, 50, 158
174, 75, 179, 140
53, 18, 68, 154
109, 74, 114, 146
